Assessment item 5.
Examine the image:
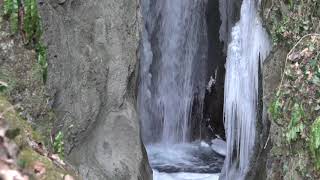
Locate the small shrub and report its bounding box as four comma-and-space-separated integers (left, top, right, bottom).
53, 131, 64, 158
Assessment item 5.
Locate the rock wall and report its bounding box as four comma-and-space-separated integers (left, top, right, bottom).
260, 0, 320, 179
202, 0, 243, 141
38, 0, 152, 179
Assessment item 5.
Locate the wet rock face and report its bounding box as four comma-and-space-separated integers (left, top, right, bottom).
38, 0, 152, 179
201, 0, 243, 142
201, 0, 226, 141
261, 49, 287, 180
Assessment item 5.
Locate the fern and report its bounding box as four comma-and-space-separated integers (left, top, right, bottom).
286, 103, 305, 142
24, 0, 42, 43
53, 131, 64, 158
3, 0, 19, 33
3, 0, 47, 83
310, 117, 320, 170
269, 97, 282, 121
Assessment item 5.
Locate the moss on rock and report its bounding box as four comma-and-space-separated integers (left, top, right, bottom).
262, 0, 320, 179
0, 95, 78, 179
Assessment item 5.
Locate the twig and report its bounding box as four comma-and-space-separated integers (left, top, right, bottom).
264, 134, 270, 149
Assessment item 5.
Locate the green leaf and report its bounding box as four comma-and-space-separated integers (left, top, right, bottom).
53, 131, 64, 158
312, 76, 320, 86
310, 117, 320, 169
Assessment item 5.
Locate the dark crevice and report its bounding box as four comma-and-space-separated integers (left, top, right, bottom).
200, 0, 227, 141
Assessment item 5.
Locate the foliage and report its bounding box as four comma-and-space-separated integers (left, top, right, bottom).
53, 131, 64, 158
24, 0, 42, 43
3, 0, 18, 33
2, 0, 47, 84
36, 43, 48, 83
310, 117, 320, 169
0, 80, 8, 93
285, 103, 305, 142
268, 34, 320, 176
269, 95, 282, 122
267, 0, 320, 47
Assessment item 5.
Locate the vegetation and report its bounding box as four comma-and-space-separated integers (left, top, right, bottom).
267, 0, 320, 173
1, 0, 60, 158
310, 117, 320, 169
3, 0, 47, 83
265, 1, 320, 178
269, 34, 320, 177
267, 0, 320, 47
53, 131, 65, 158
0, 96, 75, 179
3, 0, 18, 33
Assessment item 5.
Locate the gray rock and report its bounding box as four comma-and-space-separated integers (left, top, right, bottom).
57, 0, 66, 5
38, 0, 152, 179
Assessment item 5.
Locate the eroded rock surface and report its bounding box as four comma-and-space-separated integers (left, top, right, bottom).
38, 0, 151, 179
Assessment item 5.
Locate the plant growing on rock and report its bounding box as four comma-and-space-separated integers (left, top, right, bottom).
53, 131, 64, 158
265, 0, 320, 47
3, 0, 47, 84
310, 117, 320, 169
3, 0, 18, 33
269, 34, 320, 177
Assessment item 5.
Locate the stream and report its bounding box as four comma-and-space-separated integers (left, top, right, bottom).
148, 142, 223, 180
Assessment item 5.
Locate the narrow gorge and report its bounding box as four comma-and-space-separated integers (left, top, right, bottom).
138, 0, 271, 179
0, 0, 319, 180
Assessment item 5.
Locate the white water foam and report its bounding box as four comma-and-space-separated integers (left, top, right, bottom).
147, 142, 222, 180
153, 170, 220, 180
223, 0, 271, 179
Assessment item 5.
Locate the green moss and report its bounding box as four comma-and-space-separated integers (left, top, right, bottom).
0, 96, 75, 179
0, 95, 43, 144
19, 148, 67, 180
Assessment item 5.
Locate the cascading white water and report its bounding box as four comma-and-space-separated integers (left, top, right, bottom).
138, 1, 225, 179
138, 0, 207, 144
139, 0, 271, 179
222, 0, 271, 179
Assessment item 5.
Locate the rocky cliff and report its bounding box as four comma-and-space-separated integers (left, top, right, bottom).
38, 0, 151, 179
261, 0, 320, 179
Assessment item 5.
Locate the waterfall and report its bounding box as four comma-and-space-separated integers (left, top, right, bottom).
138, 0, 208, 144
222, 0, 271, 179
139, 0, 271, 179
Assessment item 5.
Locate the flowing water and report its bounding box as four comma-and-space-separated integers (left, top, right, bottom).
138, 0, 224, 179
139, 0, 271, 179
138, 0, 207, 145
222, 0, 271, 179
